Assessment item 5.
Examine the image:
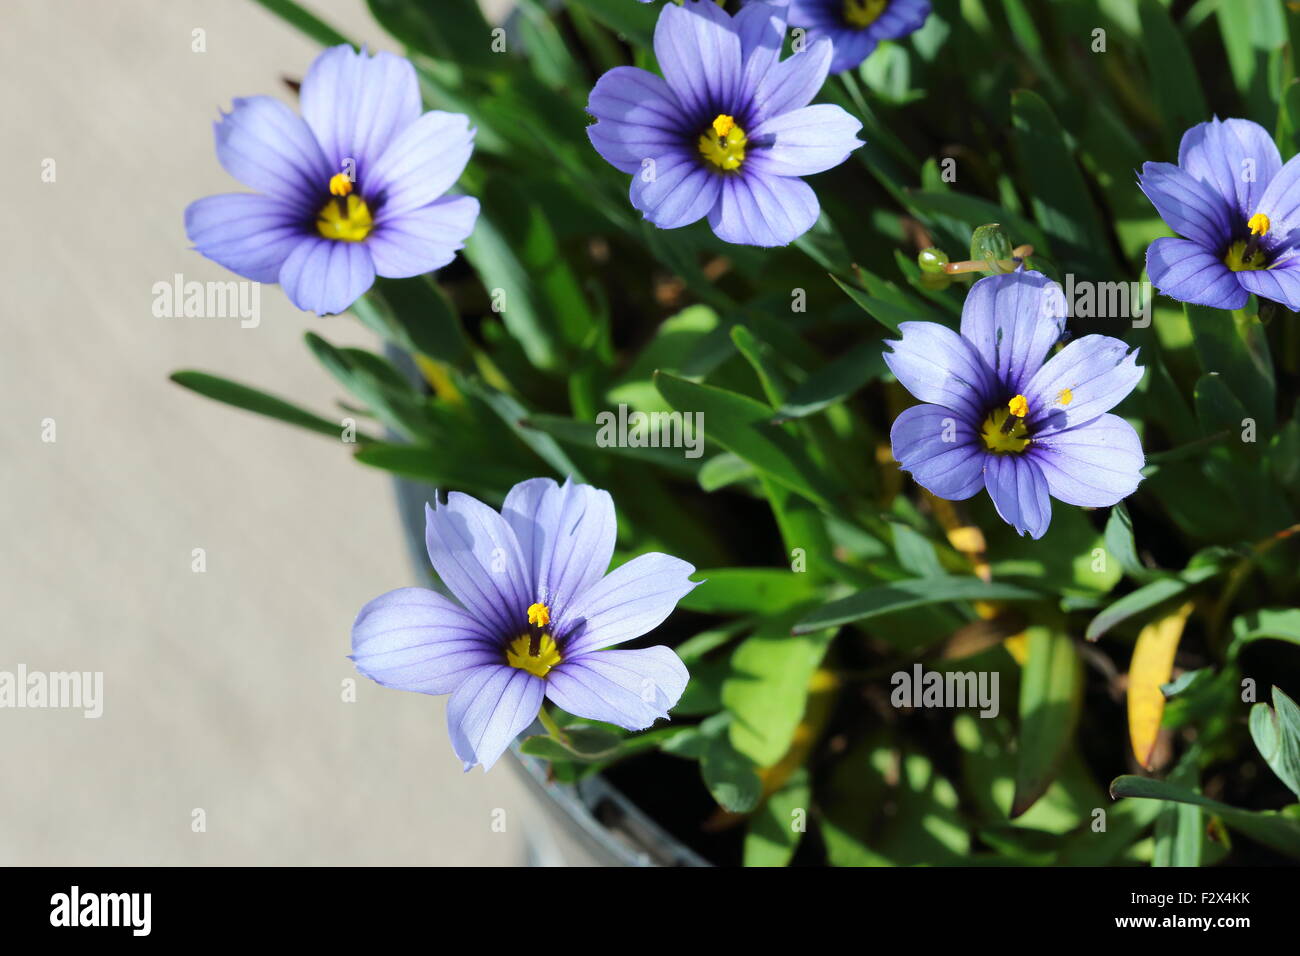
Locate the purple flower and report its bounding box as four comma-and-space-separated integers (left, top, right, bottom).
185, 45, 479, 316
886, 271, 1145, 539
586, 0, 863, 247
1140, 117, 1300, 311
351, 478, 697, 771
787, 0, 932, 75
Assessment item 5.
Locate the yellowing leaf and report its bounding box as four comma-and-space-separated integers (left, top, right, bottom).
1127, 602, 1194, 769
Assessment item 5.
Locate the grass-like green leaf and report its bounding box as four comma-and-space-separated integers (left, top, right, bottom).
1110, 774, 1300, 860
1012, 627, 1083, 818
794, 577, 1041, 634
170, 370, 373, 443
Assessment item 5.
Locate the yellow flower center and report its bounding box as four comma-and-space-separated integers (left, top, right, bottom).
317, 192, 373, 242
506, 633, 562, 679
844, 0, 888, 28
1223, 238, 1267, 272
698, 114, 747, 171
981, 396, 1031, 454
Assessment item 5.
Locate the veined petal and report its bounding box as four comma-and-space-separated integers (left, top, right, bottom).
424, 494, 532, 641
1137, 161, 1234, 250
734, 0, 788, 93
984, 453, 1052, 539
630, 156, 722, 230
184, 193, 306, 283
1029, 414, 1144, 508
1022, 335, 1143, 436
546, 646, 689, 731
587, 67, 688, 174
1146, 237, 1248, 310
1235, 257, 1300, 311
752, 36, 834, 119
364, 111, 475, 219
1178, 117, 1280, 218
959, 270, 1066, 392
558, 553, 699, 657
277, 236, 376, 316
500, 477, 617, 614
884, 321, 997, 425
890, 403, 986, 501
447, 666, 544, 771
351, 587, 500, 695
299, 45, 422, 180
654, 0, 744, 120
707, 172, 820, 246
368, 195, 479, 279
1254, 151, 1300, 245
213, 96, 331, 205
747, 103, 863, 177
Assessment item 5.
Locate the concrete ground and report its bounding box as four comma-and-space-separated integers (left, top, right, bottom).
0, 0, 583, 865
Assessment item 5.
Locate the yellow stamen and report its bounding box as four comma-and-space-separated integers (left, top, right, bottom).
328, 172, 354, 197
506, 633, 561, 679
1248, 212, 1270, 236
981, 406, 1031, 454
1057, 388, 1073, 406
844, 0, 888, 28
526, 602, 551, 628
698, 113, 748, 171
316, 193, 373, 242
1008, 394, 1029, 418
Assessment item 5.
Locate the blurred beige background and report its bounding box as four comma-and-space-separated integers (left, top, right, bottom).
0, 0, 574, 865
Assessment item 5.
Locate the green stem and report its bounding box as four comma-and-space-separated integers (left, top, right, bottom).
537, 705, 568, 744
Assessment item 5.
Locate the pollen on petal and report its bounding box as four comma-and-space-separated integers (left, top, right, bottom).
1248, 212, 1270, 236
1008, 394, 1029, 418
1057, 388, 1073, 406
527, 602, 551, 628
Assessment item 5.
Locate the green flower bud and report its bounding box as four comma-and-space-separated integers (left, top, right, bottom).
970, 223, 1014, 272
917, 247, 949, 274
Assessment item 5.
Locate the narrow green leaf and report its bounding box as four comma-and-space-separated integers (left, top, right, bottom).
1011, 89, 1114, 277
772, 341, 887, 421
1085, 566, 1219, 642
794, 577, 1041, 634
1137, 0, 1208, 154
697, 452, 756, 492
1110, 774, 1300, 860
169, 370, 371, 443
1012, 627, 1083, 818
367, 0, 494, 70
681, 568, 822, 615
1186, 304, 1275, 433
654, 371, 839, 507
247, 0, 353, 47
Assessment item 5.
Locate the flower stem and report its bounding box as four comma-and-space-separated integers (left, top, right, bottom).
537, 705, 569, 744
